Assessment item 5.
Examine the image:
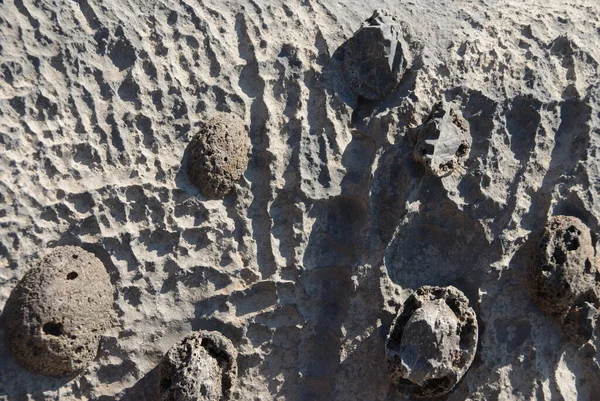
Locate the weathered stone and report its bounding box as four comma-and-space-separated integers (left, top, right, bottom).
343, 9, 409, 100
386, 286, 478, 398
187, 114, 250, 199
414, 101, 471, 176
4, 246, 113, 378
159, 330, 238, 401
528, 215, 600, 342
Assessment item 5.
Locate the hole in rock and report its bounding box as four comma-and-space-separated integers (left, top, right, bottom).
43, 322, 64, 336
67, 272, 78, 280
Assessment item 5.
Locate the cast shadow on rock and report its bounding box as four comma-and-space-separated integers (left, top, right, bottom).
96, 364, 161, 401
296, 266, 354, 401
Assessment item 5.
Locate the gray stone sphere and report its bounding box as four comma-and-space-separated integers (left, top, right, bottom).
187, 114, 250, 199
4, 246, 113, 377
386, 286, 478, 398
159, 330, 238, 401
342, 9, 409, 100
528, 215, 600, 342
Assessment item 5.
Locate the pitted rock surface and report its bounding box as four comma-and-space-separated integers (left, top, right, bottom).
414, 101, 471, 176
4, 246, 113, 377
187, 115, 250, 199
159, 331, 237, 401
528, 215, 600, 342
386, 286, 478, 398
1, 0, 600, 399
342, 9, 409, 100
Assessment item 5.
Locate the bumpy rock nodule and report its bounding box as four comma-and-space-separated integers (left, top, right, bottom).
528, 215, 600, 343
386, 286, 478, 398
414, 101, 471, 176
159, 330, 238, 401
187, 115, 250, 199
4, 246, 113, 377
343, 9, 409, 100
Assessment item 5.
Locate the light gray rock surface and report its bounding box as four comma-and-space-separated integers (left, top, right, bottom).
0, 0, 600, 400
3, 246, 113, 378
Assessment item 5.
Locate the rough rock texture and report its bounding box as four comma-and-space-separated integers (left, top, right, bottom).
342, 9, 408, 100
1, 0, 600, 400
3, 246, 113, 377
386, 286, 478, 398
159, 331, 237, 401
187, 115, 250, 199
528, 215, 600, 342
414, 101, 471, 176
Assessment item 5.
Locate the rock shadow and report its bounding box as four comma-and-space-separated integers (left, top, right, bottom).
296, 266, 354, 401
384, 174, 494, 304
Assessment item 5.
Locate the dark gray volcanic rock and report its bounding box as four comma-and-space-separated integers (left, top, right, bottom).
414, 101, 471, 177
187, 114, 250, 199
386, 286, 478, 398
159, 331, 237, 401
4, 246, 113, 377
528, 215, 600, 342
343, 9, 409, 100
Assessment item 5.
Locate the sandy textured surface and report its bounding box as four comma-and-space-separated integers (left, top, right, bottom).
1, 0, 600, 399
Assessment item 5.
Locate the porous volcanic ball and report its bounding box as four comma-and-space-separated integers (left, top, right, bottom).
343, 9, 409, 100
528, 215, 600, 342
386, 286, 478, 398
187, 115, 250, 199
4, 246, 113, 377
159, 330, 238, 401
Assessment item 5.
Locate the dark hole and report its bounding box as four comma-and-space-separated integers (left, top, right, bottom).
564, 226, 581, 251
459, 318, 476, 349
585, 259, 593, 274
72, 254, 79, 259
456, 143, 469, 157
553, 247, 567, 265
66, 272, 78, 280
43, 322, 64, 336
75, 346, 84, 353
445, 296, 462, 318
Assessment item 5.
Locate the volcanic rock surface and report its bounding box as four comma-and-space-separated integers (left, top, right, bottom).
528, 215, 600, 343
386, 286, 478, 398
159, 330, 237, 401
187, 114, 250, 199
3, 246, 113, 378
1, 0, 600, 400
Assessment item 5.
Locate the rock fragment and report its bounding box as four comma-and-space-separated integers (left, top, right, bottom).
187, 114, 250, 199
414, 101, 471, 176
528, 215, 600, 342
343, 9, 409, 100
4, 246, 113, 378
159, 330, 238, 401
386, 286, 478, 398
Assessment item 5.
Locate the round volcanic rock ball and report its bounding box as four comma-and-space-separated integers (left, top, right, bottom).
342, 9, 409, 100
4, 246, 113, 378
386, 286, 478, 398
528, 215, 600, 342
186, 115, 250, 199
160, 330, 238, 401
